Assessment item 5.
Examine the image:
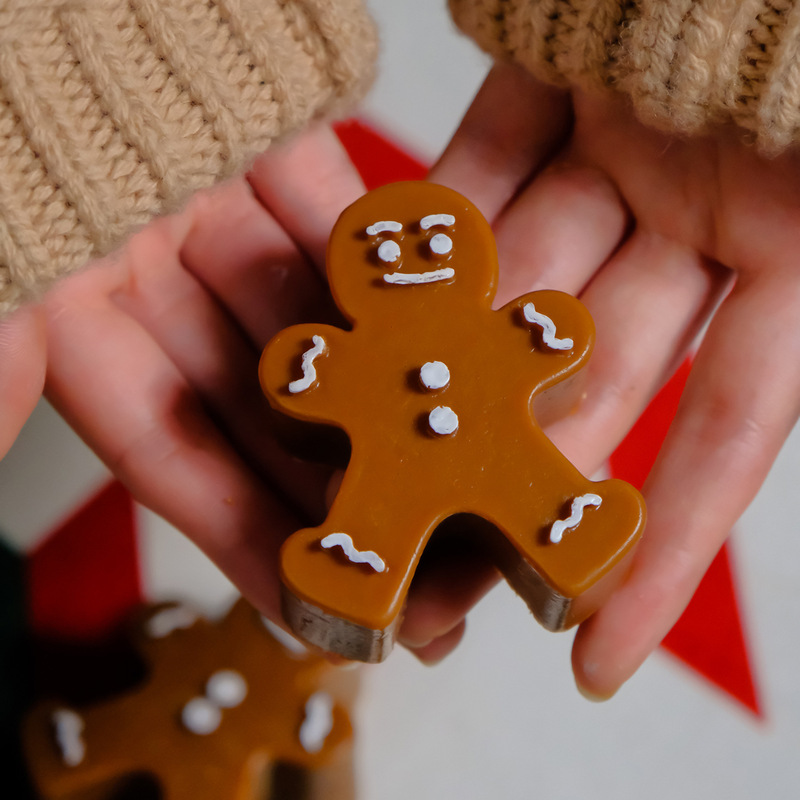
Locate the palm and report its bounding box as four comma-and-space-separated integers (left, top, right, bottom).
429, 63, 800, 696
42, 126, 366, 625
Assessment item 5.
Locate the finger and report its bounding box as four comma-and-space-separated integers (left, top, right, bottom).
429, 62, 572, 223
398, 529, 500, 654
547, 230, 732, 475
491, 163, 629, 306
0, 303, 46, 459
571, 271, 800, 698
110, 216, 331, 521
247, 124, 366, 272
408, 620, 468, 666
180, 178, 335, 346
44, 273, 297, 622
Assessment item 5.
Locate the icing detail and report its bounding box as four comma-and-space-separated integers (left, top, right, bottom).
549, 494, 603, 544
288, 335, 326, 394
299, 692, 335, 754
430, 233, 453, 255
523, 303, 574, 351
206, 670, 248, 708
52, 709, 86, 767
366, 220, 402, 236
145, 605, 198, 639
420, 361, 450, 391
320, 533, 386, 573
429, 405, 459, 435
182, 697, 222, 736
377, 240, 401, 263
383, 267, 455, 285
261, 616, 310, 657
420, 213, 455, 230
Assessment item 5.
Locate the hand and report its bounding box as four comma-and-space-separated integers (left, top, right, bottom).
0, 304, 46, 460
42, 125, 367, 626
413, 62, 800, 696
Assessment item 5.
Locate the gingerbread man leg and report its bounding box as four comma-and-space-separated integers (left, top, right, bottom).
280, 459, 448, 662
480, 449, 646, 631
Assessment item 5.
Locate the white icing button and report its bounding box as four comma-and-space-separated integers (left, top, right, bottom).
429, 406, 459, 435
299, 692, 335, 754
206, 670, 248, 708
420, 361, 450, 391
377, 240, 401, 263
429, 233, 453, 255
182, 697, 222, 736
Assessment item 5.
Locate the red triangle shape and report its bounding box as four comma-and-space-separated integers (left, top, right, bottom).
334, 118, 428, 188
610, 361, 762, 716
27, 480, 143, 641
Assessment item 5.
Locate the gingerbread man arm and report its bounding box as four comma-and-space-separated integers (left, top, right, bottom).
259, 323, 351, 427
505, 289, 595, 389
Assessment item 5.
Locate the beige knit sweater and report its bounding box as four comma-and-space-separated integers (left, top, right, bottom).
3, 1, 800, 318
450, 0, 800, 152
0, 0, 377, 317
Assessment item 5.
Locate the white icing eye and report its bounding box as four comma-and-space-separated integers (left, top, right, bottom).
429, 233, 452, 255
377, 240, 401, 263
420, 361, 450, 390
429, 406, 459, 436
206, 670, 248, 708
182, 697, 222, 735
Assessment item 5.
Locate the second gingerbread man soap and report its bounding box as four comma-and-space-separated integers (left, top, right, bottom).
260, 181, 645, 662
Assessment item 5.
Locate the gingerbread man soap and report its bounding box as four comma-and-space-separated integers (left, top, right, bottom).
260, 181, 645, 663
23, 600, 357, 800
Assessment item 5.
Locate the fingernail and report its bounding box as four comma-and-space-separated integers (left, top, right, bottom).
575, 680, 617, 703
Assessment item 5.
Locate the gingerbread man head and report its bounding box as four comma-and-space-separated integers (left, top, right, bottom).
327, 181, 498, 322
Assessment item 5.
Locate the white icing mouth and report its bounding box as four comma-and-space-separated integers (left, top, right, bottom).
383, 267, 455, 285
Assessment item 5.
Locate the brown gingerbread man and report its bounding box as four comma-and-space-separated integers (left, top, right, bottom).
260, 181, 646, 663
23, 599, 357, 800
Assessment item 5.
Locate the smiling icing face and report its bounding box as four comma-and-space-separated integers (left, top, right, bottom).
327, 181, 499, 320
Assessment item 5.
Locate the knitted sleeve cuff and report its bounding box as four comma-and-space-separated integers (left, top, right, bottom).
0, 0, 377, 316
449, 0, 800, 153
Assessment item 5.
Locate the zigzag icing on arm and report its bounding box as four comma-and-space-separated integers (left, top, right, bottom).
299, 691, 335, 754
288, 335, 326, 394
523, 302, 574, 350
549, 493, 602, 544
52, 708, 86, 767
320, 533, 387, 573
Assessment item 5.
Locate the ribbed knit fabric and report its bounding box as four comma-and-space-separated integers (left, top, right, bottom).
0, 0, 377, 317
450, 0, 800, 152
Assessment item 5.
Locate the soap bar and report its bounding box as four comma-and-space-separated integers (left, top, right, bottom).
23, 600, 357, 800
260, 181, 645, 663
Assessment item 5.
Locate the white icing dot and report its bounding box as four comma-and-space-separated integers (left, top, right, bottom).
429, 233, 453, 255
420, 361, 450, 390
182, 697, 222, 736
377, 240, 401, 263
299, 692, 335, 754
429, 406, 459, 435
366, 220, 402, 236
206, 670, 248, 708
